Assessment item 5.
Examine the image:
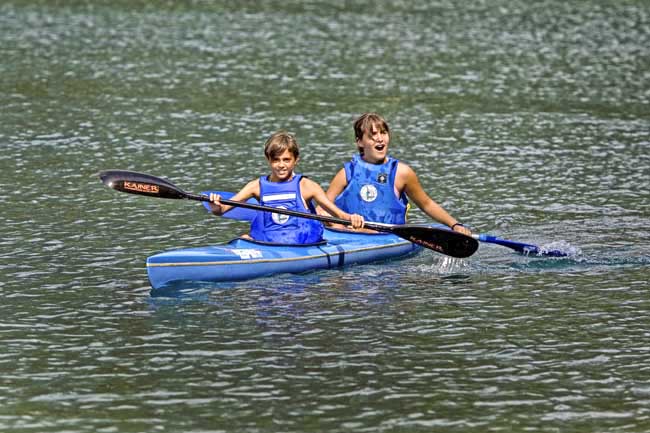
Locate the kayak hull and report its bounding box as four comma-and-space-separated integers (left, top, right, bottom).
146, 228, 422, 290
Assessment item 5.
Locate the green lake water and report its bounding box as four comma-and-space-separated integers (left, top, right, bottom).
1, 1, 649, 432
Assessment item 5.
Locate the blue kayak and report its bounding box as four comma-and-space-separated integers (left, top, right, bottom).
146, 227, 422, 290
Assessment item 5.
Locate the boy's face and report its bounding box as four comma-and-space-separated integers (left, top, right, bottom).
267, 149, 298, 182
356, 123, 390, 164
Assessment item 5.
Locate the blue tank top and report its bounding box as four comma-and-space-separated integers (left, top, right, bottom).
334, 154, 408, 224
249, 174, 324, 244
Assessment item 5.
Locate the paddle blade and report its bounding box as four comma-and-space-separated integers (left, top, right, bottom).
392, 225, 479, 258
99, 170, 188, 200
477, 234, 568, 257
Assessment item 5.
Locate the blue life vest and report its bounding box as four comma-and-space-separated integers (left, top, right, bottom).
334, 154, 408, 224
249, 174, 324, 244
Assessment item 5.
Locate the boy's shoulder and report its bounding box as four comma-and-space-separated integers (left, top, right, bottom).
299, 175, 324, 192
242, 177, 262, 193
299, 175, 317, 186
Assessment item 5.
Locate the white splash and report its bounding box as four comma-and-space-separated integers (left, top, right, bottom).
538, 240, 582, 258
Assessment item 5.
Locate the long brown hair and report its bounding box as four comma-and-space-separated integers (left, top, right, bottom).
353, 112, 390, 142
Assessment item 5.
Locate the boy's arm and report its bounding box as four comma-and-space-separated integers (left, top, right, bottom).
398, 163, 472, 235
302, 178, 364, 228
208, 179, 259, 216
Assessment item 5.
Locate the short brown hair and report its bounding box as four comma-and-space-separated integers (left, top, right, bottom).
264, 131, 300, 160
353, 112, 390, 141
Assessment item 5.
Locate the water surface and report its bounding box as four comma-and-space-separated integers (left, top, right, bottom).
1, 1, 649, 432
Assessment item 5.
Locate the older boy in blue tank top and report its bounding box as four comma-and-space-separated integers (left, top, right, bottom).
208, 131, 364, 244
325, 113, 472, 236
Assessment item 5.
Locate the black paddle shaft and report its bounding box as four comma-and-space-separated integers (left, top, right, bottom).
98, 169, 479, 258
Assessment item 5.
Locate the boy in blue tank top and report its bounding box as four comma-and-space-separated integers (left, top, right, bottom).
325, 113, 472, 236
208, 131, 364, 244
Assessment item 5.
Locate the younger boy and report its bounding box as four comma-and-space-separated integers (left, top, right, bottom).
209, 131, 364, 244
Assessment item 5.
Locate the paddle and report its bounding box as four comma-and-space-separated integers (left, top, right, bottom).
202, 190, 568, 257
98, 169, 479, 258
473, 234, 567, 257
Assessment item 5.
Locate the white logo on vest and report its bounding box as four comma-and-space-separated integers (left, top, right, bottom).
359, 184, 378, 202
271, 206, 290, 224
